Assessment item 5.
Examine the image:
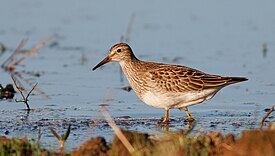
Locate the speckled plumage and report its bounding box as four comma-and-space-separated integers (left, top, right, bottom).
93, 43, 248, 122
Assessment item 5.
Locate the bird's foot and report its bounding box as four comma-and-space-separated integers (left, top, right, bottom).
162, 117, 169, 123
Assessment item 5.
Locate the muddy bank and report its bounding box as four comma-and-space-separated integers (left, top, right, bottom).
72, 129, 275, 156
1, 128, 275, 156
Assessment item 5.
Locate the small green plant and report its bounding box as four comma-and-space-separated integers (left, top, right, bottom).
49, 124, 71, 149
0, 136, 49, 156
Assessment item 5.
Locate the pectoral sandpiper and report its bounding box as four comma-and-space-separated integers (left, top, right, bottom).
93, 43, 248, 123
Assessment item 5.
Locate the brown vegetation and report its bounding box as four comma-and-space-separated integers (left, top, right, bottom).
71, 129, 275, 156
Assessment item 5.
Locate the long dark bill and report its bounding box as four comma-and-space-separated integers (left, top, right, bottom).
92, 56, 111, 71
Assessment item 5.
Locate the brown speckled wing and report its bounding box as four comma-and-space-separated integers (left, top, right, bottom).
145, 64, 237, 92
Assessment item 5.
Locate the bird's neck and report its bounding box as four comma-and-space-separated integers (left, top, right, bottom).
119, 56, 142, 79
119, 55, 139, 69
118, 56, 145, 98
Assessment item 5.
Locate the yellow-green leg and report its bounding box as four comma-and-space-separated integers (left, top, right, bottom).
163, 109, 169, 123
183, 107, 194, 121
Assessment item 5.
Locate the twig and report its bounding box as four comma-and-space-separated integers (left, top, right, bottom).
11, 75, 29, 109
1, 38, 28, 68
100, 91, 135, 154
16, 73, 49, 99
26, 83, 38, 99
2, 38, 51, 99
11, 75, 37, 110
9, 37, 53, 69
260, 105, 275, 129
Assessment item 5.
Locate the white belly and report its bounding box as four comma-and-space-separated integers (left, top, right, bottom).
141, 89, 219, 109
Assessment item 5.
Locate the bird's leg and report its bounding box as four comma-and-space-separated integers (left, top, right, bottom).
183, 107, 194, 121
163, 109, 169, 123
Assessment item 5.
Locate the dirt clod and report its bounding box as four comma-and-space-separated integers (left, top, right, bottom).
72, 137, 109, 156
223, 130, 275, 156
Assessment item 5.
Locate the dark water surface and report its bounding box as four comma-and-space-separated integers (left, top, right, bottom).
0, 0, 275, 151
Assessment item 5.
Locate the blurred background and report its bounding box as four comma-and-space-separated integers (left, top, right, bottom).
0, 0, 274, 151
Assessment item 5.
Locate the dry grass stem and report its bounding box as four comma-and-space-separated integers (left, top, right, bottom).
124, 13, 136, 43
9, 37, 53, 69
222, 143, 233, 151
38, 128, 41, 147
26, 83, 38, 99
260, 105, 275, 129
101, 107, 135, 154
119, 13, 136, 84
100, 91, 135, 154
11, 75, 37, 110
16, 73, 49, 99
1, 38, 52, 99
1, 39, 28, 68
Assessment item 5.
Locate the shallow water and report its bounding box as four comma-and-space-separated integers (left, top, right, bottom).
0, 0, 275, 151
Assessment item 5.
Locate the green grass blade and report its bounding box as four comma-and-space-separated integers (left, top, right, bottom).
61, 124, 71, 141
48, 128, 61, 140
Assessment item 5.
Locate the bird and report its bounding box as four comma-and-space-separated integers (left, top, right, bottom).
92, 43, 248, 123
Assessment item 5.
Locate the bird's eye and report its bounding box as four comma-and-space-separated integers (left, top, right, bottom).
117, 49, 122, 52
